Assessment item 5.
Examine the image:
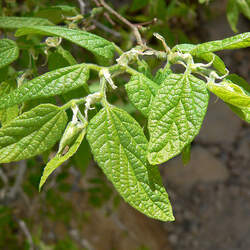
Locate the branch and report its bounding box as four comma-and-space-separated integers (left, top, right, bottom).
9, 160, 26, 199
0, 168, 8, 186
18, 220, 34, 250
92, 19, 121, 37
97, 0, 144, 46
77, 0, 86, 14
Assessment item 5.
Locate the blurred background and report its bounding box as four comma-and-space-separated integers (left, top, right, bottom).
0, 0, 249, 249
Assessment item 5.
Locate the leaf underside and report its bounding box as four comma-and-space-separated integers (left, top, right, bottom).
148, 73, 209, 165
87, 106, 174, 221
0, 104, 67, 163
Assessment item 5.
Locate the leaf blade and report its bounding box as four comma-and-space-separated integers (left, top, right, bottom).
0, 104, 67, 163
15, 25, 115, 60
207, 79, 250, 108
87, 106, 174, 221
173, 43, 227, 74
0, 81, 19, 126
0, 17, 53, 28
39, 128, 86, 190
191, 32, 250, 54
125, 74, 158, 117
0, 64, 89, 110
0, 39, 19, 69
227, 104, 250, 123
227, 0, 239, 32
148, 73, 209, 164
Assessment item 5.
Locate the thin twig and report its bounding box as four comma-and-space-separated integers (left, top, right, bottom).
0, 168, 8, 186
104, 12, 116, 26
92, 20, 121, 37
18, 220, 34, 250
92, 0, 115, 26
98, 0, 144, 46
135, 18, 158, 28
77, 0, 86, 15
9, 160, 26, 199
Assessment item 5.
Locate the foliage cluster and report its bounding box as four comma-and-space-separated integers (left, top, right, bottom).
0, 0, 250, 225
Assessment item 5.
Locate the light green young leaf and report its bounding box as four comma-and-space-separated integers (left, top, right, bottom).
15, 25, 115, 60
87, 106, 174, 221
207, 79, 250, 108
173, 43, 195, 52
237, 0, 250, 19
227, 0, 239, 32
0, 104, 67, 163
148, 73, 209, 165
227, 104, 250, 123
39, 127, 86, 190
0, 17, 53, 29
196, 53, 227, 75
0, 39, 19, 69
58, 121, 85, 154
0, 64, 89, 110
153, 64, 172, 84
224, 74, 250, 123
190, 32, 250, 54
182, 143, 191, 165
0, 81, 19, 126
125, 73, 158, 117
173, 43, 227, 74
226, 74, 250, 95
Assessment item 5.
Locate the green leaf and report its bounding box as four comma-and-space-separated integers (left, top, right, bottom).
173, 43, 227, 74
227, 104, 250, 123
0, 17, 53, 29
35, 5, 79, 24
0, 39, 19, 69
0, 64, 89, 110
87, 105, 174, 221
207, 79, 250, 108
0, 81, 19, 126
125, 73, 158, 116
137, 60, 153, 80
196, 52, 227, 75
153, 64, 172, 84
227, 0, 239, 32
15, 25, 115, 60
39, 127, 86, 190
224, 74, 250, 123
0, 104, 67, 163
173, 43, 195, 52
148, 73, 209, 165
237, 0, 250, 19
57, 46, 77, 66
226, 74, 250, 95
182, 143, 191, 165
190, 32, 250, 54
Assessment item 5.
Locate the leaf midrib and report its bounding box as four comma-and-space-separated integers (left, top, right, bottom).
107, 107, 168, 218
